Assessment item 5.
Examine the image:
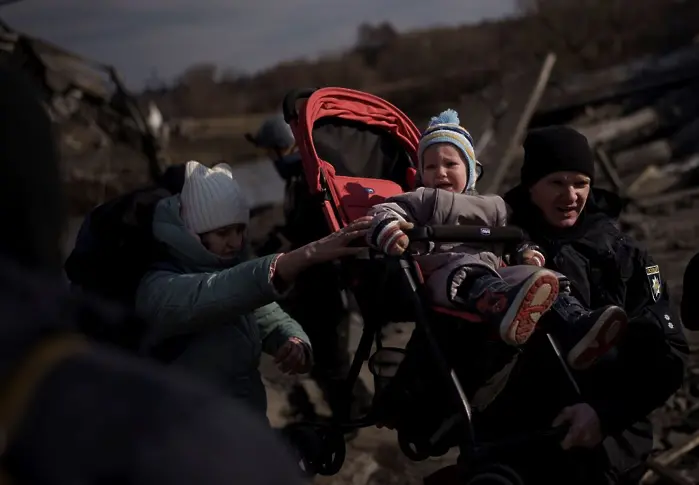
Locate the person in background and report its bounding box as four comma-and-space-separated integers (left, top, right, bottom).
246, 114, 374, 420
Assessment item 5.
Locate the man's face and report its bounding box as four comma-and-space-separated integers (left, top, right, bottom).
529, 171, 591, 228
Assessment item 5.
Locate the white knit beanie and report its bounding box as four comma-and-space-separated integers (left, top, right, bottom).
180, 160, 250, 234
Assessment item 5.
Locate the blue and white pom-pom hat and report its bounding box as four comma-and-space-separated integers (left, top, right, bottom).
417, 109, 483, 192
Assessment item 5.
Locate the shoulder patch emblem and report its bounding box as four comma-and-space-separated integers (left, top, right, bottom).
646, 265, 661, 302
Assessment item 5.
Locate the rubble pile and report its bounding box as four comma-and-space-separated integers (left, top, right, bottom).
536, 42, 699, 206
478, 41, 699, 204
0, 18, 168, 215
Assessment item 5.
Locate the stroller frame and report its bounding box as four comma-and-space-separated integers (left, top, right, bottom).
280, 88, 578, 483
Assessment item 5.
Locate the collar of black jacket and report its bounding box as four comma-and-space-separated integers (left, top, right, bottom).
503, 184, 628, 242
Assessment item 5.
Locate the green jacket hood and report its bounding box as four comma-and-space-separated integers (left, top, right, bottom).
152, 196, 244, 273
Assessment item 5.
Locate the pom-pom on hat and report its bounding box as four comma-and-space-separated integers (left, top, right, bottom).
417, 109, 481, 192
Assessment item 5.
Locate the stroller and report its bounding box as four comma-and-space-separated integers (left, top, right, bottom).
280, 87, 579, 484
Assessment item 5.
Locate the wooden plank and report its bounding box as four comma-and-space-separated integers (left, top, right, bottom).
634, 184, 699, 209
578, 108, 658, 146
626, 165, 679, 199
627, 155, 699, 199
655, 429, 699, 467
595, 148, 626, 195
485, 52, 557, 194
615, 139, 672, 176
644, 459, 694, 485
475, 127, 494, 157
641, 429, 699, 484
575, 84, 699, 150
614, 117, 699, 175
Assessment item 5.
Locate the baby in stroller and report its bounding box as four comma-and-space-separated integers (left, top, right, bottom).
366, 109, 628, 372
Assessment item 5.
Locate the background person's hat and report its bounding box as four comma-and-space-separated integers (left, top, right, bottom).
244, 114, 295, 150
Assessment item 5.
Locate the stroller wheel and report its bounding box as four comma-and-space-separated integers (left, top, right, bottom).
464, 472, 516, 485
316, 428, 347, 476
397, 429, 430, 461
471, 465, 524, 485
280, 424, 324, 477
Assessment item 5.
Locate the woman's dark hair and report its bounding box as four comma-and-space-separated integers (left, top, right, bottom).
159, 163, 186, 194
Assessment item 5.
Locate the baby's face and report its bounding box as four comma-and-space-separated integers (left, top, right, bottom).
421, 144, 468, 193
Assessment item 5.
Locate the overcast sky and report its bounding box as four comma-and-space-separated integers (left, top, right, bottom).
1, 0, 516, 89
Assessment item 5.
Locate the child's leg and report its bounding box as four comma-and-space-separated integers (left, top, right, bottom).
549, 291, 628, 370
449, 264, 560, 346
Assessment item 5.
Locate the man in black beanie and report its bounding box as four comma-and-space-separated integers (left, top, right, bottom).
502, 126, 687, 484
521, 125, 596, 188
519, 125, 597, 230
0, 64, 305, 484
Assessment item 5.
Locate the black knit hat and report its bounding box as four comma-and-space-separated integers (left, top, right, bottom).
521, 125, 595, 187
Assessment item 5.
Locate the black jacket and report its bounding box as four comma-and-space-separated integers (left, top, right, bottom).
504, 185, 689, 480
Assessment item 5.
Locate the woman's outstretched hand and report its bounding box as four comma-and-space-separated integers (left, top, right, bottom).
302, 216, 373, 263
274, 216, 372, 285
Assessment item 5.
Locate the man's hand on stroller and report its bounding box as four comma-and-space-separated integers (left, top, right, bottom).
552, 402, 603, 450
521, 249, 545, 267
514, 243, 546, 267
275, 336, 312, 375
367, 215, 414, 256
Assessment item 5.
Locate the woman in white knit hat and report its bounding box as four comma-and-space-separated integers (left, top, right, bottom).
135, 160, 370, 416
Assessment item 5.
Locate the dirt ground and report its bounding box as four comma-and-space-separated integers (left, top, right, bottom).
261, 317, 459, 485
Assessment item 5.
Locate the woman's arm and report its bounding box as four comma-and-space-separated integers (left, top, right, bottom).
255, 302, 311, 356
273, 217, 371, 284
136, 218, 370, 342
136, 254, 285, 341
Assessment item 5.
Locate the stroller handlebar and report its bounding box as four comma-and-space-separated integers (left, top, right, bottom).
404, 225, 525, 243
